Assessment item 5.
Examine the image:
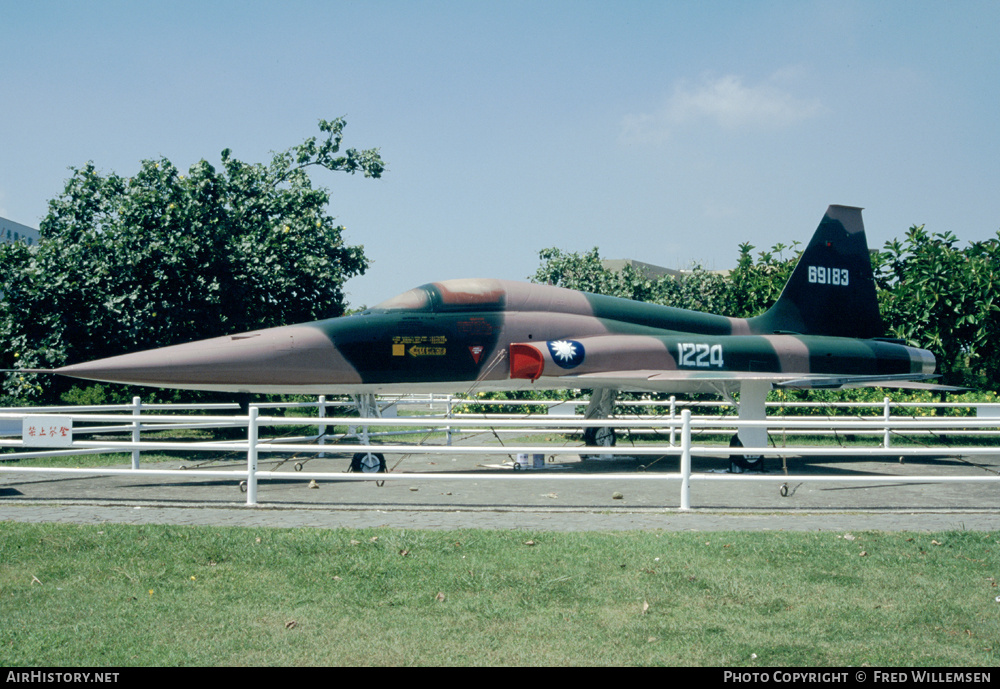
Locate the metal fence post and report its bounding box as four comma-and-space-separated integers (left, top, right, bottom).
246, 406, 259, 506
131, 396, 142, 470
446, 395, 453, 446
680, 409, 692, 510
318, 395, 326, 458
883, 396, 891, 448
669, 395, 676, 447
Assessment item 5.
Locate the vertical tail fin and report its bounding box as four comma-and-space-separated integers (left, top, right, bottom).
750, 205, 884, 339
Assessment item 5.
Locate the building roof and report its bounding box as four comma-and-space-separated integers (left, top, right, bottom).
0, 216, 40, 246
600, 258, 683, 280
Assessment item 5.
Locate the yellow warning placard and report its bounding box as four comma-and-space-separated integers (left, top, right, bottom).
408, 346, 446, 357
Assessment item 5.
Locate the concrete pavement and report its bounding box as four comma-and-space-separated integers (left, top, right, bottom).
2, 446, 998, 531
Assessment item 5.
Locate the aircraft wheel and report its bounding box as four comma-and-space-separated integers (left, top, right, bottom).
583, 426, 616, 447
729, 434, 764, 473
350, 452, 387, 473
582, 427, 616, 460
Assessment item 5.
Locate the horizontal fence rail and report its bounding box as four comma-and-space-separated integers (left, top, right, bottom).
1, 395, 998, 510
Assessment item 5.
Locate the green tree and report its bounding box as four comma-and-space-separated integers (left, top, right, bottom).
876, 226, 1000, 388
725, 241, 799, 318
1, 118, 385, 404
670, 264, 732, 316
531, 241, 799, 317
532, 247, 667, 302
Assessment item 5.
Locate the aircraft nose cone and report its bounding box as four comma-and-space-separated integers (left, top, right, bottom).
56, 324, 362, 391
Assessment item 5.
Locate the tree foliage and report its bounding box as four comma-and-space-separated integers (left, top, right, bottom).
876, 226, 1000, 388
1, 118, 384, 404
533, 247, 669, 303
532, 241, 798, 318
726, 241, 799, 318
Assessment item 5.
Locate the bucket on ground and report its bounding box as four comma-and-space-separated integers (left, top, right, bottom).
515, 453, 545, 470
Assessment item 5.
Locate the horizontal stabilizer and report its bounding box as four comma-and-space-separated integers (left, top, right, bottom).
774, 373, 942, 390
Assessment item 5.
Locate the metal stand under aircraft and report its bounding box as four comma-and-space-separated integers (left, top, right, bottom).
728, 380, 769, 473
581, 382, 769, 471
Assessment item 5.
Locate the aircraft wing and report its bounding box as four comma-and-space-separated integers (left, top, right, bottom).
557, 371, 949, 394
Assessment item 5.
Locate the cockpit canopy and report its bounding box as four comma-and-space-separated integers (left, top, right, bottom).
368, 279, 507, 313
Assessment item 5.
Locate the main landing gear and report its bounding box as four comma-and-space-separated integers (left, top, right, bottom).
728, 380, 769, 473
347, 394, 388, 475
582, 388, 617, 460
729, 434, 764, 473
350, 452, 387, 473
583, 425, 617, 449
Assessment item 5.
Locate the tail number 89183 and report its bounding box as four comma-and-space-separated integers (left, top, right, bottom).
808, 266, 849, 286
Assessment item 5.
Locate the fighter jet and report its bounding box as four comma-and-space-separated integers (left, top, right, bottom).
57, 205, 937, 471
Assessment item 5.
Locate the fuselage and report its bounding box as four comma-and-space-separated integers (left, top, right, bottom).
56, 278, 935, 395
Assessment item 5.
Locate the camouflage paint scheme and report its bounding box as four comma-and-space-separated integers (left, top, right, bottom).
56, 206, 936, 396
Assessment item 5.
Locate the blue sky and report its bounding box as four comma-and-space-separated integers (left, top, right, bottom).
3, 0, 998, 309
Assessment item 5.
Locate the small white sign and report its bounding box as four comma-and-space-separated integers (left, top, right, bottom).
22, 416, 73, 447
548, 402, 575, 416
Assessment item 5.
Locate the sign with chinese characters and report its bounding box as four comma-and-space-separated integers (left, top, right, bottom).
22, 416, 73, 447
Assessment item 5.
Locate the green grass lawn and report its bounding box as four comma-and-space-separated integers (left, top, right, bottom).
1, 523, 997, 666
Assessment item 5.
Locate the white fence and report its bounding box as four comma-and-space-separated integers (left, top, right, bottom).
1, 396, 999, 510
